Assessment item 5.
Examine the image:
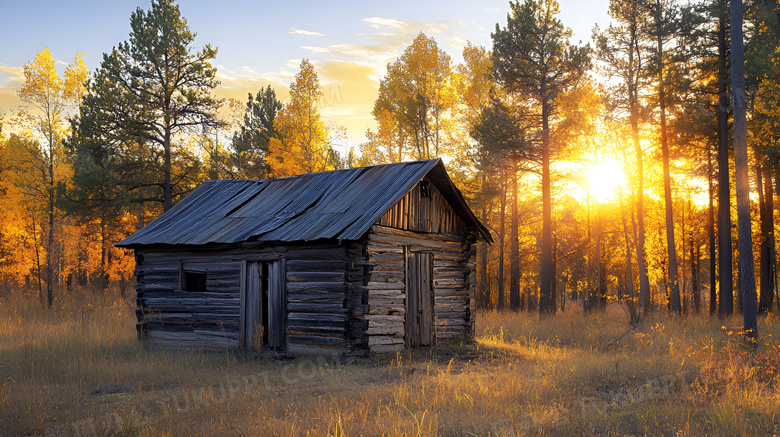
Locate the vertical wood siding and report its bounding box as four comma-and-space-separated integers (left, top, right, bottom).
376, 177, 467, 234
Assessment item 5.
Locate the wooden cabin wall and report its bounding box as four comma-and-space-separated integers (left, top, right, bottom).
134, 250, 242, 351
363, 225, 475, 353
134, 243, 353, 353
345, 244, 370, 354
467, 247, 477, 338
132, 177, 477, 355
376, 177, 467, 235
284, 246, 350, 354
361, 229, 406, 353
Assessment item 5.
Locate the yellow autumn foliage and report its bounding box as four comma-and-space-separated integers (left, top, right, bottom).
268, 59, 332, 177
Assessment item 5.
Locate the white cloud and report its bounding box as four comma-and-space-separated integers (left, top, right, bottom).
0, 64, 24, 88
0, 65, 24, 114
363, 17, 406, 29
289, 28, 325, 36
447, 35, 467, 49
302, 46, 331, 54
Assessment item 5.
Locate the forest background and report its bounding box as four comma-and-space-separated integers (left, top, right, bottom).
1, 0, 779, 340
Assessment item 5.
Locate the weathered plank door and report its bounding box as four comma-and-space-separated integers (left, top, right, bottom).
240, 260, 285, 349
405, 251, 434, 347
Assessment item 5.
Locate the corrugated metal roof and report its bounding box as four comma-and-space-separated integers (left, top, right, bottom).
117, 159, 491, 248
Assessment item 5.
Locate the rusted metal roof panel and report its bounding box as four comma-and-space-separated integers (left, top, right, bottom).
117, 159, 491, 248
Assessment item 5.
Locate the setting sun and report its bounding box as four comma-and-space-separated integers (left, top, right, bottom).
588, 159, 627, 203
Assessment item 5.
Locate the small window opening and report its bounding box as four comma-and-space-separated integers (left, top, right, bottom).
183, 271, 207, 292
420, 180, 430, 198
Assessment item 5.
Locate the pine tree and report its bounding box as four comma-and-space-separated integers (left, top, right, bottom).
492, 0, 590, 314
73, 0, 222, 212
730, 0, 758, 342
231, 86, 282, 179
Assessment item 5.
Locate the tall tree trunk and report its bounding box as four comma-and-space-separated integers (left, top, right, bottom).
630, 86, 650, 312
736, 242, 743, 312
539, 100, 555, 314
718, 0, 734, 316
692, 227, 701, 313
758, 161, 767, 309
708, 146, 718, 315
479, 225, 490, 310
100, 215, 109, 292
46, 183, 54, 308
585, 195, 593, 312
510, 160, 520, 311
657, 0, 682, 315
571, 267, 580, 304
498, 178, 507, 310
633, 123, 651, 311
621, 190, 638, 324
759, 160, 775, 313
137, 188, 145, 230
595, 204, 606, 310
561, 272, 567, 312
163, 125, 173, 212
44, 112, 56, 308
622, 146, 647, 310
626, 15, 652, 312
479, 170, 491, 310
774, 160, 780, 312
730, 0, 758, 343
766, 160, 775, 314
552, 232, 558, 310
682, 200, 688, 315
31, 211, 44, 307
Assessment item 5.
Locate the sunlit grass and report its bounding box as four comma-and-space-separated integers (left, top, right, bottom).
1, 286, 779, 436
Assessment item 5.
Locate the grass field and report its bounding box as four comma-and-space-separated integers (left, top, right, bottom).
2, 286, 780, 436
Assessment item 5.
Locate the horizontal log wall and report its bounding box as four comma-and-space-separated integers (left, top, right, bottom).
135, 250, 241, 351
135, 243, 352, 354
364, 225, 475, 353
284, 246, 350, 355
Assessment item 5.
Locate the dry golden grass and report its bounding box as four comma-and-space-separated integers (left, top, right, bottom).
2, 287, 780, 436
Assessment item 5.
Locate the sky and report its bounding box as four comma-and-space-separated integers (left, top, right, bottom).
0, 0, 610, 150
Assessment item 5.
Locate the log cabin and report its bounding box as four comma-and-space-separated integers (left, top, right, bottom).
117, 158, 491, 355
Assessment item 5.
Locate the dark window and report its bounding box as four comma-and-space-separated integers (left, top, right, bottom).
420, 180, 430, 198
183, 271, 207, 293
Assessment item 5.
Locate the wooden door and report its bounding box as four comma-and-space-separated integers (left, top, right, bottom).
240, 260, 285, 349
267, 260, 285, 349
405, 251, 434, 347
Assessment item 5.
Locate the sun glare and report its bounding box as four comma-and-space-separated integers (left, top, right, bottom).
588, 159, 626, 203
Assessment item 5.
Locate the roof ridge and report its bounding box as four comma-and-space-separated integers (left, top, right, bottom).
205, 159, 442, 184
